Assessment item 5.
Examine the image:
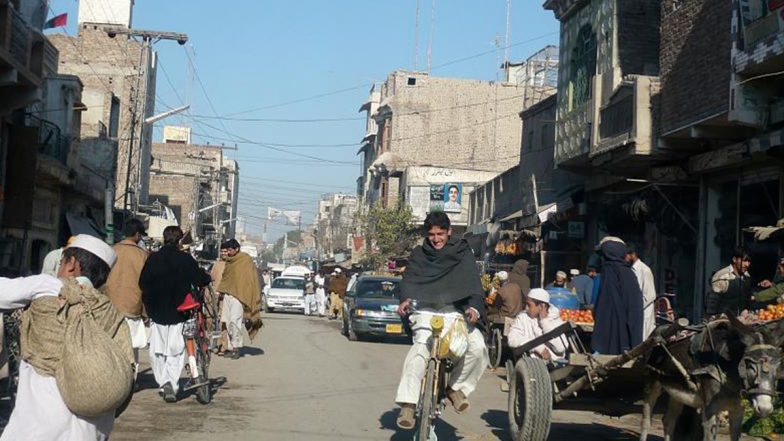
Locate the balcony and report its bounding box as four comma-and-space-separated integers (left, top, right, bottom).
27, 114, 70, 165
734, 3, 784, 77
0, 0, 55, 112
591, 75, 658, 164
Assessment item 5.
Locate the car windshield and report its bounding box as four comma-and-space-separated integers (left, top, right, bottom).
355, 279, 400, 298
272, 278, 305, 290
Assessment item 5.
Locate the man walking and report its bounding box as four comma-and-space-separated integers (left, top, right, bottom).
626, 245, 657, 339
304, 274, 316, 316
140, 226, 211, 402
314, 271, 327, 317
1, 235, 132, 440
106, 219, 149, 369
218, 239, 262, 359
329, 268, 348, 320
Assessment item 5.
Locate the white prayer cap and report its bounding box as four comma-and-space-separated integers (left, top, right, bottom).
67, 234, 117, 268
496, 271, 508, 281
569, 269, 580, 276
595, 235, 626, 250
556, 271, 567, 279
528, 288, 550, 304
334, 268, 342, 274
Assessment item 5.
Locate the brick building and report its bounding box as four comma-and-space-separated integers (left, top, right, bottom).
357, 70, 527, 233
148, 140, 239, 253
48, 0, 157, 212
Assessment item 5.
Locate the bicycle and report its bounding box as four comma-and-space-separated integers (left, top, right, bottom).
411, 309, 466, 441
178, 285, 220, 404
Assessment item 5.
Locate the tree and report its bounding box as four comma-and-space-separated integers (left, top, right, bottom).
357, 201, 418, 270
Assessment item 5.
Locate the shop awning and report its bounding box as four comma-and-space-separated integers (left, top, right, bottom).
65, 212, 104, 238
500, 210, 523, 222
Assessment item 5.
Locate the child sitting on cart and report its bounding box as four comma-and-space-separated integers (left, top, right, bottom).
508, 288, 568, 362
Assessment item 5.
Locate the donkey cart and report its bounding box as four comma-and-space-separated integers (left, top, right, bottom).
506, 319, 688, 441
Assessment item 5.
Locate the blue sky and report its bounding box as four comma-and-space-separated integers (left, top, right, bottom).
50, 0, 559, 241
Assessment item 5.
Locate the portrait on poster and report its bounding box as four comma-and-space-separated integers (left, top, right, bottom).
442, 183, 462, 212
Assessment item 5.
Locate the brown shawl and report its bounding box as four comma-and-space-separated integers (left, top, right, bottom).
218, 252, 263, 340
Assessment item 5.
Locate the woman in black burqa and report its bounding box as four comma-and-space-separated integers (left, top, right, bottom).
592, 240, 643, 354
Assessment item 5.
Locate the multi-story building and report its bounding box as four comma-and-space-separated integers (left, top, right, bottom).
654, 0, 784, 316
358, 70, 527, 233
315, 193, 357, 262
148, 138, 239, 255
49, 0, 158, 212
0, 0, 72, 274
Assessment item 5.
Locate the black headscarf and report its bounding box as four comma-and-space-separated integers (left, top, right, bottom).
400, 236, 484, 314
592, 241, 644, 355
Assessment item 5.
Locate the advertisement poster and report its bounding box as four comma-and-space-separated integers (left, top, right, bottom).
429, 183, 462, 213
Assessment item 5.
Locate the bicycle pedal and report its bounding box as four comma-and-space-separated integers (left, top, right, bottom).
182, 380, 209, 391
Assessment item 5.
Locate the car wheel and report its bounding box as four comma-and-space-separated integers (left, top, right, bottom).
347, 319, 359, 341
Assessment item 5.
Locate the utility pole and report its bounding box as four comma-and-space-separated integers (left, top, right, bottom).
104, 26, 189, 218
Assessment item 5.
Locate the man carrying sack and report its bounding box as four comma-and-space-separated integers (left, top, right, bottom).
218, 239, 262, 359
1, 235, 134, 441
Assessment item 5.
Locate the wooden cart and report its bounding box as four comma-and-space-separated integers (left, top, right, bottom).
506, 319, 687, 441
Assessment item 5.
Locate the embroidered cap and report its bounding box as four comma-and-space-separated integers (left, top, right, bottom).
67, 234, 117, 268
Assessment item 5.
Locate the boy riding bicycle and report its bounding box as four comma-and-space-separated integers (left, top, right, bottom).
395, 212, 488, 429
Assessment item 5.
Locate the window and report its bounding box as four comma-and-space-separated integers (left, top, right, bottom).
272, 278, 305, 290
356, 279, 400, 298
407, 77, 417, 86
109, 96, 120, 139
569, 25, 597, 110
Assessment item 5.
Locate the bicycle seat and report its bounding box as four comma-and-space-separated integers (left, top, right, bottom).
177, 293, 201, 312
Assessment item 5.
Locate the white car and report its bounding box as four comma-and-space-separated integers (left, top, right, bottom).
264, 276, 305, 313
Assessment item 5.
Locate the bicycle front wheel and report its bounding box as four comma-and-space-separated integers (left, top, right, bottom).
417, 358, 438, 441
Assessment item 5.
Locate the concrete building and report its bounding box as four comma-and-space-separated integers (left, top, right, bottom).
148, 141, 239, 256
49, 0, 158, 212
315, 193, 358, 262
357, 70, 527, 233
0, 0, 68, 274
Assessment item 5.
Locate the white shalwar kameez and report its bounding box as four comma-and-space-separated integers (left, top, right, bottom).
148, 321, 186, 394
0, 275, 116, 441
220, 293, 245, 350
314, 275, 327, 316
395, 308, 488, 405
507, 306, 567, 361
632, 259, 657, 340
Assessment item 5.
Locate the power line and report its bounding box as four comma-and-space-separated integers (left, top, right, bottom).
189, 115, 364, 123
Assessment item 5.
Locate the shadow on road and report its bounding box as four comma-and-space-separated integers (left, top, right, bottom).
239, 347, 264, 357
481, 409, 510, 440
379, 409, 460, 441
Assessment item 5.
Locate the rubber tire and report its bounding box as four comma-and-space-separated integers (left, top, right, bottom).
417, 358, 438, 441
347, 319, 359, 341
488, 327, 504, 369
508, 357, 552, 441
195, 341, 212, 405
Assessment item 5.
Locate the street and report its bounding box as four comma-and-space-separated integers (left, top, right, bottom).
112, 313, 681, 441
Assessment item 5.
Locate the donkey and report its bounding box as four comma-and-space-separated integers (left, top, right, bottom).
640, 315, 784, 441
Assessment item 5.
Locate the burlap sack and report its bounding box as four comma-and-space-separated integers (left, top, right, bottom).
55, 281, 134, 417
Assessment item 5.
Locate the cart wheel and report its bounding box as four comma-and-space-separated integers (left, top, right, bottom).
508, 357, 552, 441
488, 327, 504, 369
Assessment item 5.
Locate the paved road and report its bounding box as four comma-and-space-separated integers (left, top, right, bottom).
110, 313, 735, 441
